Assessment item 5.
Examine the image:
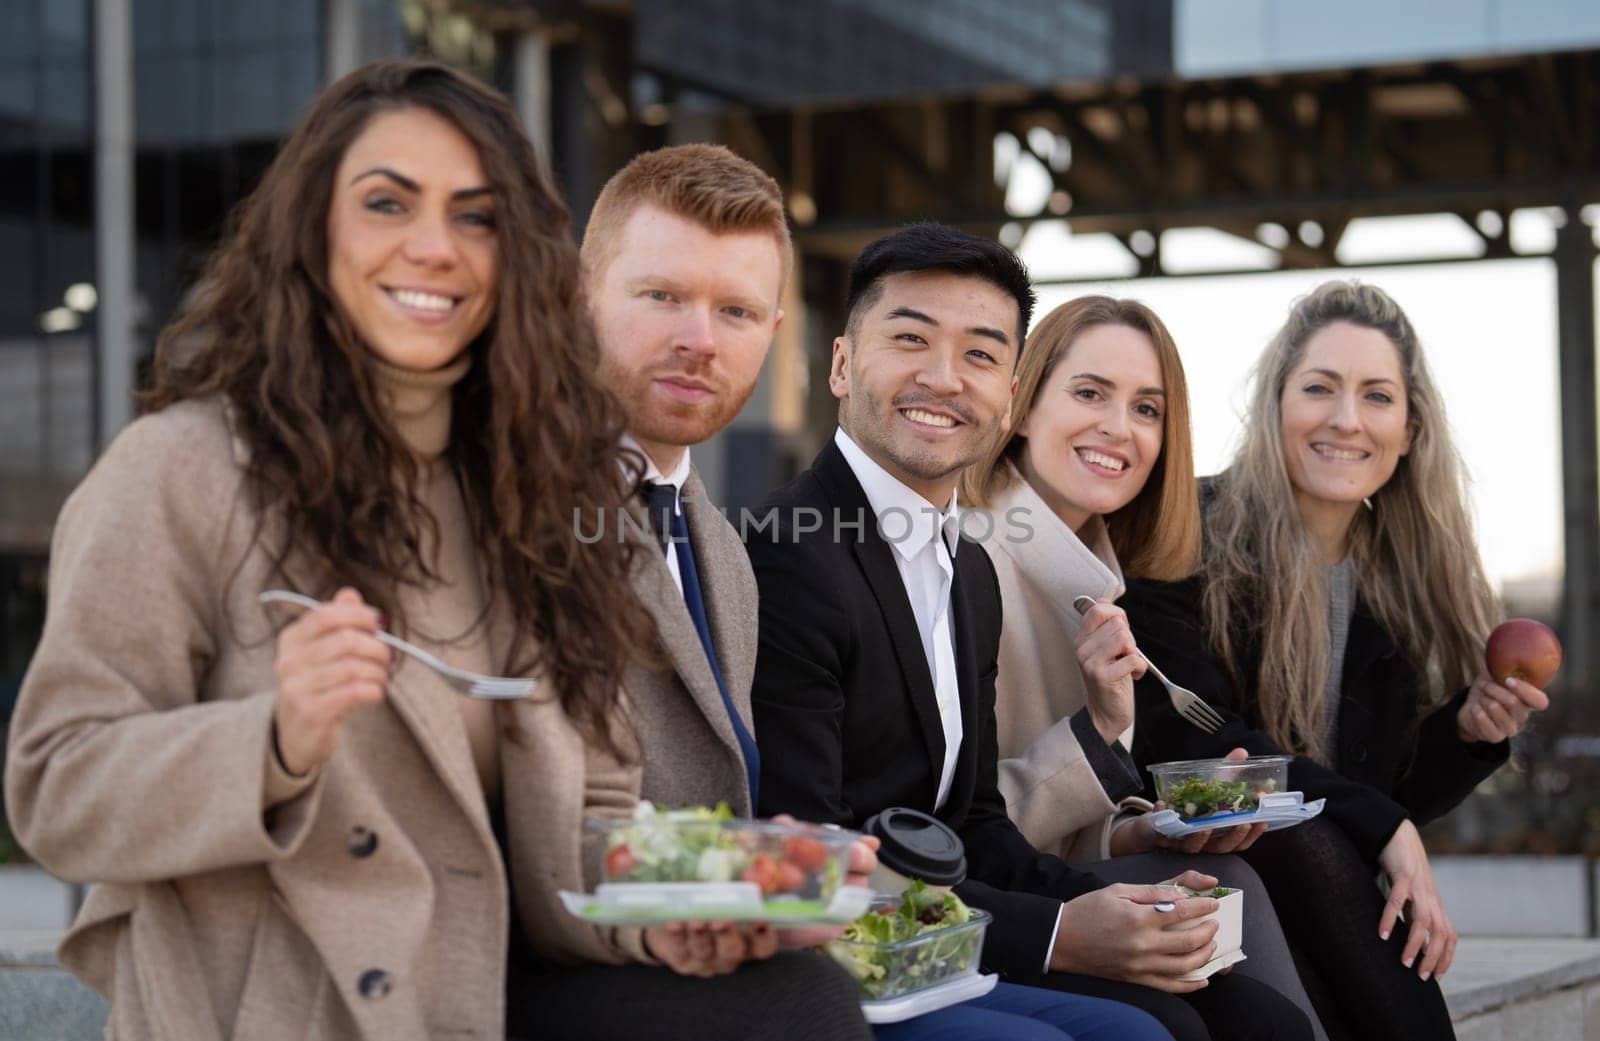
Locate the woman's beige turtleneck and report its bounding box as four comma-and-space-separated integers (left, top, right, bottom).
374, 353, 501, 799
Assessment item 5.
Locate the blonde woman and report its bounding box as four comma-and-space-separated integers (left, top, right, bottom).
1122, 281, 1549, 1041
960, 296, 1326, 1040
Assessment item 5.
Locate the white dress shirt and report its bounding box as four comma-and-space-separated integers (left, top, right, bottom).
833, 428, 964, 810
621, 434, 693, 597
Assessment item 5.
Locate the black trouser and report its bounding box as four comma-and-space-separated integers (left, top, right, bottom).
505, 950, 873, 1041
1035, 968, 1313, 1041
1242, 816, 1457, 1041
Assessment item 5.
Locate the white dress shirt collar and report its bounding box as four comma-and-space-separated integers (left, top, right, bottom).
621, 433, 691, 595
833, 428, 961, 562
621, 434, 693, 504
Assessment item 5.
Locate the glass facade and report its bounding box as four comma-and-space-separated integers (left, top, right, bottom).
1175, 0, 1600, 78
633, 0, 1171, 107
0, 0, 93, 718
1, 0, 330, 707
0, 0, 330, 860
132, 0, 321, 346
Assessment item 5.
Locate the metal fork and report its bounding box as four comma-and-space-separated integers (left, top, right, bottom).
1073, 595, 1225, 734
258, 590, 536, 700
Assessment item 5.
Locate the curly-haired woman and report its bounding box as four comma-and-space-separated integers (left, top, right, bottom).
1123, 281, 1550, 1041
4, 61, 656, 1041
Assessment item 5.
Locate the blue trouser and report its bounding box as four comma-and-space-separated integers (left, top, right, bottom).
873, 980, 1175, 1041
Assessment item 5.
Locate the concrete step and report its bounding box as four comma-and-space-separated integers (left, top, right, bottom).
0, 933, 107, 1041
0, 867, 76, 932
1442, 937, 1600, 1041
1430, 856, 1599, 938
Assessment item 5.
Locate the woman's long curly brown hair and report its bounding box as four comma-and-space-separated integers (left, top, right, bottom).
142, 60, 652, 751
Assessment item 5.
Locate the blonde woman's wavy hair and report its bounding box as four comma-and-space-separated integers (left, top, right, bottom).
960, 295, 1201, 581
1203, 280, 1497, 762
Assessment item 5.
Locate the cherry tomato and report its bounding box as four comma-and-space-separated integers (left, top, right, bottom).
604, 843, 638, 879
774, 860, 806, 893
741, 853, 779, 895
783, 836, 829, 872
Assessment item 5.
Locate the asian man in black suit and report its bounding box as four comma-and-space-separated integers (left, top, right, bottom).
746, 224, 1312, 1041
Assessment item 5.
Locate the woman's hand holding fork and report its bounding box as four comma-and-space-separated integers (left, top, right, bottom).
272, 587, 391, 776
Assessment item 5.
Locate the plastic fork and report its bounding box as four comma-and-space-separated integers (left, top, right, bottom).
257, 590, 536, 700
1072, 595, 1225, 734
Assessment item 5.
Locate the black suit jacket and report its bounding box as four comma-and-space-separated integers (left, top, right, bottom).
747, 440, 1104, 984
1123, 571, 1508, 867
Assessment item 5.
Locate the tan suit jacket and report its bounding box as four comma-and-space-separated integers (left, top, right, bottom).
4, 400, 639, 1041
977, 469, 1151, 863
620, 471, 761, 816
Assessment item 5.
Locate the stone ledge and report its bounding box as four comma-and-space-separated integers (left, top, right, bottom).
0, 931, 69, 968
1442, 937, 1600, 1021
0, 953, 108, 1041
1448, 980, 1600, 1041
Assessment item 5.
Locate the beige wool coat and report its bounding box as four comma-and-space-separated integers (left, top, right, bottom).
976, 468, 1153, 863
4, 399, 642, 1041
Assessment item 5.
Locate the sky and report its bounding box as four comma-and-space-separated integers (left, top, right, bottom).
1015, 223, 1578, 602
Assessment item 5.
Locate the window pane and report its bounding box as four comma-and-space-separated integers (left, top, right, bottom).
0, 2, 40, 63
40, 58, 88, 139
0, 215, 37, 339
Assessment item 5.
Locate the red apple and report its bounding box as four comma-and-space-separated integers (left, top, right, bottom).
1485, 619, 1562, 688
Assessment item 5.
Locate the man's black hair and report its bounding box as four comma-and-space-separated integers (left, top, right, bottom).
843, 223, 1035, 351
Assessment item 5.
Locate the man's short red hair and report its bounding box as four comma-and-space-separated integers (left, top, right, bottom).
581, 143, 792, 288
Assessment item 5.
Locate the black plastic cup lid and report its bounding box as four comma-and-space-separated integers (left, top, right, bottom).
863, 807, 967, 886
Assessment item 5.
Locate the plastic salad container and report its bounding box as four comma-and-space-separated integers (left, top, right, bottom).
1148, 755, 1292, 822
827, 882, 991, 1002
585, 803, 858, 920
1159, 885, 1245, 981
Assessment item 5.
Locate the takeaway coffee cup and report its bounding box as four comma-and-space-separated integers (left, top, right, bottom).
863, 807, 967, 894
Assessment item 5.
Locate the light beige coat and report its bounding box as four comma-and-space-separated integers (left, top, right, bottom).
976, 468, 1152, 863
3, 400, 641, 1041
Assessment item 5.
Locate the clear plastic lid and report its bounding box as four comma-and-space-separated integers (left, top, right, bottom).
587, 805, 857, 905
1147, 755, 1292, 821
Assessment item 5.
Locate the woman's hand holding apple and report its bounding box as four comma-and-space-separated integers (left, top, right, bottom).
1456, 672, 1549, 743
1458, 619, 1558, 744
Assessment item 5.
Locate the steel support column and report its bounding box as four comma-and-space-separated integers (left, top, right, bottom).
1555, 206, 1599, 693
548, 39, 592, 232
93, 0, 134, 449
324, 0, 360, 83
513, 31, 553, 169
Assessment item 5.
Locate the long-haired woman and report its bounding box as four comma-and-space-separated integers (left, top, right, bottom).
3, 60, 656, 1040
1123, 281, 1549, 1041
960, 296, 1208, 862
960, 295, 1326, 1041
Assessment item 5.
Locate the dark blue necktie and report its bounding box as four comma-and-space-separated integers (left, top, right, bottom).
642, 481, 761, 806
